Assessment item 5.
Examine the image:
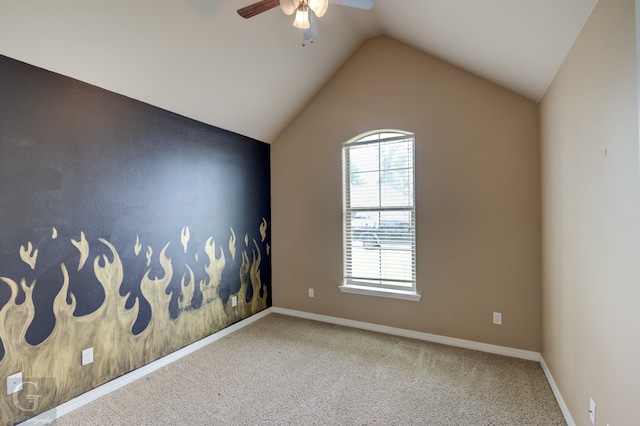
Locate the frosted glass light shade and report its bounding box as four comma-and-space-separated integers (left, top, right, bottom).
280, 0, 298, 16
293, 8, 310, 29
308, 0, 328, 17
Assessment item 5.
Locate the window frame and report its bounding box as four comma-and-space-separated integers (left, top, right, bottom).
339, 130, 421, 302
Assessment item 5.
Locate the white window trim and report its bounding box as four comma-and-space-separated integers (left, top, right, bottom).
341, 130, 419, 301
339, 283, 422, 301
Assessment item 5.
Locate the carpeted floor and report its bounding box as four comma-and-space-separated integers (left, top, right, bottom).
52, 313, 565, 425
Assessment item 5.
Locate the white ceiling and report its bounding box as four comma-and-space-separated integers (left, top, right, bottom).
0, 0, 597, 143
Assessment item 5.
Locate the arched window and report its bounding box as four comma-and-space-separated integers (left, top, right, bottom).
341, 130, 418, 299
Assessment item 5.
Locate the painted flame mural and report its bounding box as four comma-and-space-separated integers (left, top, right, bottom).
0, 54, 271, 424
0, 222, 269, 423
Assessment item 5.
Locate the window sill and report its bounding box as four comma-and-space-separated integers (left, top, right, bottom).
339, 284, 422, 302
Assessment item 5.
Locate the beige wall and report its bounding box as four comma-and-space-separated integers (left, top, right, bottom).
541, 0, 640, 424
272, 36, 542, 351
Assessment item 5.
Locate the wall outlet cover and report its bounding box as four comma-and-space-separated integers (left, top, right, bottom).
308, 288, 314, 298
493, 312, 502, 325
82, 347, 94, 366
7, 372, 22, 395
231, 295, 237, 307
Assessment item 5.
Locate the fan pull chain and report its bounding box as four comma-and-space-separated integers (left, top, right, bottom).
302, 35, 314, 47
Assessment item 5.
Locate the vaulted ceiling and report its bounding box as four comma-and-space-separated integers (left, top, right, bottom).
0, 0, 597, 143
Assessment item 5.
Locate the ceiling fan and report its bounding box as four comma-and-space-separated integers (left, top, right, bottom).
237, 0, 375, 46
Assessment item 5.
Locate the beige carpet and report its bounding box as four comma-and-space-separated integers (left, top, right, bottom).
52, 313, 565, 425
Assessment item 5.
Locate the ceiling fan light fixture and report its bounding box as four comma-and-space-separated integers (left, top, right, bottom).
293, 6, 311, 29
238, 0, 375, 45
308, 0, 329, 17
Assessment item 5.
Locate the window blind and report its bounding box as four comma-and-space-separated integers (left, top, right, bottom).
343, 132, 416, 291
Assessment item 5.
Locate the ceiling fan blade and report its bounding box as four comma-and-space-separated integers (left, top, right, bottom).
237, 0, 280, 19
328, 0, 374, 10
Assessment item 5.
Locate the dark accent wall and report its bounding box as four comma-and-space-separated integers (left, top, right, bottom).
0, 54, 271, 424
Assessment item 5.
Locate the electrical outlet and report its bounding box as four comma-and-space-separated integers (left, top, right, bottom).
589, 398, 596, 425
82, 347, 93, 366
493, 312, 502, 325
231, 295, 237, 307
7, 372, 22, 395
308, 288, 314, 298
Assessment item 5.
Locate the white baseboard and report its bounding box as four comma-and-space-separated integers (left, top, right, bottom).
272, 307, 541, 361
27, 306, 574, 426
273, 307, 577, 425
540, 356, 575, 426
28, 307, 273, 425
